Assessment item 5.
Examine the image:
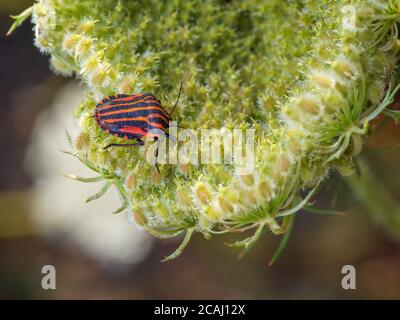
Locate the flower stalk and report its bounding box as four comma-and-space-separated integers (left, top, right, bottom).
347, 158, 400, 239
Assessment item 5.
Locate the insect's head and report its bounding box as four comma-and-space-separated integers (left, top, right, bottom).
146, 128, 167, 141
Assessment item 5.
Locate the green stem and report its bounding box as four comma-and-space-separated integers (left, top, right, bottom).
161, 228, 195, 262
7, 6, 33, 36
346, 158, 400, 239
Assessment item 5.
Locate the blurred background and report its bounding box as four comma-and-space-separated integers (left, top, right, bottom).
1, 1, 400, 299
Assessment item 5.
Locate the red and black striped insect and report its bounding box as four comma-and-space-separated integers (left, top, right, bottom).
94, 84, 182, 173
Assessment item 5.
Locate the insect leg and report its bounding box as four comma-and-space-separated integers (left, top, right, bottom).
154, 138, 161, 174
103, 138, 144, 149
164, 132, 177, 144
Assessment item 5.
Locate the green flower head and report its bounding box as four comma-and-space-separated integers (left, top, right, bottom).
9, 0, 400, 261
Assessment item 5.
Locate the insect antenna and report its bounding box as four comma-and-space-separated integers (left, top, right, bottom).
169, 82, 183, 116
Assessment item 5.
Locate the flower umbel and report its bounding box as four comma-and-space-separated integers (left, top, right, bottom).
10, 0, 400, 261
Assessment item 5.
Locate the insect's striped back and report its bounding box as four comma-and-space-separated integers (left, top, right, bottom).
94, 93, 172, 140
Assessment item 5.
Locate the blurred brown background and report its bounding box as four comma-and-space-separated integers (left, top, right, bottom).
1, 0, 400, 299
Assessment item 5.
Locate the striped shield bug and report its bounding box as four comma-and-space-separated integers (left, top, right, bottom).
94, 83, 183, 173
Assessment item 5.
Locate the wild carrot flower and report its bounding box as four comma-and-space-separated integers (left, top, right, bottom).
9, 0, 400, 260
